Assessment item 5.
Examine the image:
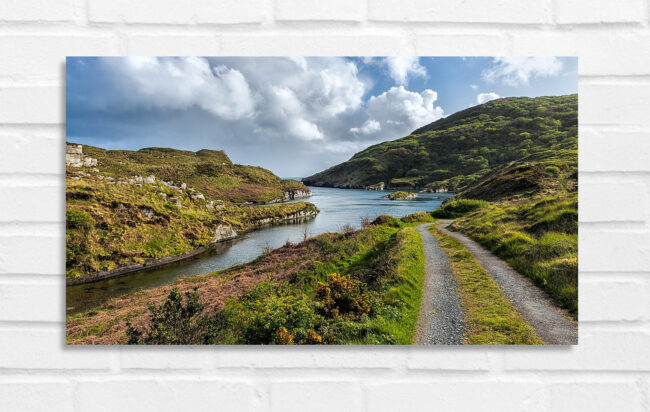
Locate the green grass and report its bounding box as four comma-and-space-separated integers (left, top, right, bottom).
218, 218, 429, 344
68, 212, 434, 344
66, 176, 317, 279
431, 199, 488, 218
429, 226, 543, 345
449, 193, 578, 315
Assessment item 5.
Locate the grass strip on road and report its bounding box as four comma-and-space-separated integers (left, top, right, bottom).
428, 226, 543, 345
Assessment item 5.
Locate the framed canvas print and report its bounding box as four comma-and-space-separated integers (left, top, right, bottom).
65, 57, 578, 345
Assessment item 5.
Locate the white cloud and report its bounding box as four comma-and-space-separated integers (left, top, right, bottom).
102, 57, 256, 120
385, 57, 427, 85
470, 84, 478, 90
71, 57, 449, 175
477, 92, 500, 104
350, 119, 381, 136
482, 57, 563, 86
356, 86, 444, 138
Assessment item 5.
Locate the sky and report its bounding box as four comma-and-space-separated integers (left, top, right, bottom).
66, 56, 577, 177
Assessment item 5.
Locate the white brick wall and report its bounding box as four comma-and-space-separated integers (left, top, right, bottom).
0, 1, 648, 410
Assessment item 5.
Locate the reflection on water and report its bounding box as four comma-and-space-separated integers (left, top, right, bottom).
66, 187, 452, 315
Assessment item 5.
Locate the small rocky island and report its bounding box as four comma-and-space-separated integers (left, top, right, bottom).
383, 191, 417, 200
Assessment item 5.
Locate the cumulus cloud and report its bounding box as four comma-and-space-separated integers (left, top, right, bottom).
100, 57, 256, 120
352, 86, 443, 139
67, 57, 445, 175
482, 57, 563, 86
477, 92, 500, 104
385, 57, 427, 85
350, 119, 381, 136
470, 84, 478, 90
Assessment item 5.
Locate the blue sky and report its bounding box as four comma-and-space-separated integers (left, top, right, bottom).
67, 56, 577, 176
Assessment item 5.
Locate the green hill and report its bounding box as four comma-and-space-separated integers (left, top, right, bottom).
77, 145, 310, 204
66, 144, 316, 281
303, 94, 577, 192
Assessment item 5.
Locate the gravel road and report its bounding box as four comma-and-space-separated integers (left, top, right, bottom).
414, 223, 466, 345
437, 223, 578, 345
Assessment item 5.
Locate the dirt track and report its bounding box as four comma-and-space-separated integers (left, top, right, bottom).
437, 223, 578, 345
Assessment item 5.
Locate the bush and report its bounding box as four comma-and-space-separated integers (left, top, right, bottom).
544, 165, 560, 175
66, 209, 94, 231
235, 285, 323, 344
316, 273, 371, 319
400, 211, 434, 223
371, 214, 402, 227
431, 199, 488, 218
127, 287, 216, 344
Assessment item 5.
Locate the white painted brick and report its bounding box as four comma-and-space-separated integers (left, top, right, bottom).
0, 382, 73, 412
512, 31, 650, 75
580, 232, 650, 272
368, 0, 549, 23
0, 329, 111, 369
366, 381, 547, 412
504, 329, 650, 370
89, 0, 266, 24
579, 181, 646, 222
0, 36, 117, 82
0, 0, 76, 22
219, 34, 413, 55
580, 129, 650, 172
0, 187, 64, 222
0, 129, 64, 174
549, 382, 642, 412
579, 279, 646, 321
580, 83, 650, 126
406, 347, 493, 370
1, 0, 650, 408
0, 87, 62, 124
0, 283, 62, 322
555, 0, 645, 24
414, 34, 508, 56
216, 348, 404, 369
271, 381, 362, 412
127, 35, 219, 55
275, 0, 364, 21
76, 379, 256, 412
0, 236, 63, 275
120, 349, 214, 370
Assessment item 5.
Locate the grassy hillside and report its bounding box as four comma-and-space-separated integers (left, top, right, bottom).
434, 147, 578, 315
303, 94, 577, 191
78, 145, 309, 204
67, 213, 433, 345
66, 144, 317, 280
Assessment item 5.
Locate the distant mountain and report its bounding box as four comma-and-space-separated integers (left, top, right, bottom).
303, 94, 577, 192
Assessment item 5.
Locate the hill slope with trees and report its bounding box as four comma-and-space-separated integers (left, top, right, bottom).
303, 94, 577, 192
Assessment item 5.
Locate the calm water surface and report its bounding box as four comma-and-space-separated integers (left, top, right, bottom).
66, 187, 452, 315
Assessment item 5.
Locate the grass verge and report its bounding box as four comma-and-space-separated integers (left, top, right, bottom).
428, 226, 543, 345
68, 212, 431, 345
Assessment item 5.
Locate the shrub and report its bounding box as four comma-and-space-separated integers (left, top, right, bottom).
400, 211, 434, 223
127, 287, 215, 344
236, 288, 323, 344
316, 273, 371, 319
371, 214, 402, 227
544, 165, 560, 175
66, 209, 94, 231
431, 199, 488, 218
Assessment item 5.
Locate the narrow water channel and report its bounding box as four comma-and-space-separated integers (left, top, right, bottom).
66, 187, 452, 315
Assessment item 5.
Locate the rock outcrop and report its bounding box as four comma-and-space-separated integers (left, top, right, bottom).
214, 224, 238, 242
66, 144, 97, 167
284, 189, 311, 200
